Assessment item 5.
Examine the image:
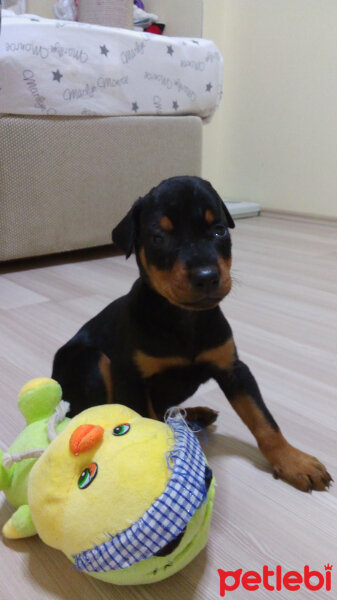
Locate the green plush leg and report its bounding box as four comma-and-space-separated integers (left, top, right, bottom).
0, 451, 11, 491
2, 505, 37, 539
18, 378, 62, 424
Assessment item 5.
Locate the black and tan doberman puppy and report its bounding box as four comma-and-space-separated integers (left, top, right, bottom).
52, 176, 332, 492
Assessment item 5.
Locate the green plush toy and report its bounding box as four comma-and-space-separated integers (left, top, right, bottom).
1, 380, 215, 584
0, 378, 70, 539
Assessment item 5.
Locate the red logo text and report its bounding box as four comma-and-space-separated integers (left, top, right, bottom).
218, 564, 333, 596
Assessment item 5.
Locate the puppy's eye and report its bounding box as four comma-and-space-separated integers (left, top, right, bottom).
152, 234, 164, 246
213, 225, 228, 238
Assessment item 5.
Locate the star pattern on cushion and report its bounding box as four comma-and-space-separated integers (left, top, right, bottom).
52, 70, 63, 83
100, 45, 109, 56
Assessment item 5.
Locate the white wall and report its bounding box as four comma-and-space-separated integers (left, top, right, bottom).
202, 0, 337, 218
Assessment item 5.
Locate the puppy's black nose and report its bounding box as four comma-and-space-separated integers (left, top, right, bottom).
190, 266, 220, 293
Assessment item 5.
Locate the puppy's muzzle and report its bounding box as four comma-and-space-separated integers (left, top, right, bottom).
189, 266, 220, 294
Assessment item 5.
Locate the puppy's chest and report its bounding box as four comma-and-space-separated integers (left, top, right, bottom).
134, 337, 235, 379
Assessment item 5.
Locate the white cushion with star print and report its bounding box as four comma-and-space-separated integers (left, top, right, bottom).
0, 11, 222, 120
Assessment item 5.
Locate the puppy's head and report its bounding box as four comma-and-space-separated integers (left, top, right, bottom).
112, 176, 235, 310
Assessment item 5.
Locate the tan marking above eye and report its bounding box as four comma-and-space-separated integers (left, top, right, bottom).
196, 338, 236, 369
134, 350, 190, 378
205, 209, 215, 225
159, 216, 174, 232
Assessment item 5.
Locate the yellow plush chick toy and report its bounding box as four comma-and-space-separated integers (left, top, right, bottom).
28, 404, 215, 584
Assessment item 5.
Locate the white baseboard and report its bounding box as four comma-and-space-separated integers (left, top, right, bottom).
224, 200, 261, 219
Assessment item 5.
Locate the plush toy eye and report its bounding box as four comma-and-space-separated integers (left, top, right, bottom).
78, 463, 98, 489
113, 423, 130, 436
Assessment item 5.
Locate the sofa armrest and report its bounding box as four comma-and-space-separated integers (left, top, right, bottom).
26, 1, 203, 37
26, 0, 55, 18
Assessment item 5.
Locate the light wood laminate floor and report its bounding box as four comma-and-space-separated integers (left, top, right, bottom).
0, 215, 336, 599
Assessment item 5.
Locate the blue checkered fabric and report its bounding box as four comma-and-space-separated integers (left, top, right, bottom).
74, 413, 208, 572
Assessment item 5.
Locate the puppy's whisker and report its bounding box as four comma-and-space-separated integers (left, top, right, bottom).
230, 271, 243, 288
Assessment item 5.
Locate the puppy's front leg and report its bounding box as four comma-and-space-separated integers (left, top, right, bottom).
215, 360, 332, 492
113, 372, 149, 417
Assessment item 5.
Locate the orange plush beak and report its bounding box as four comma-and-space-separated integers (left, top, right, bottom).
69, 424, 104, 456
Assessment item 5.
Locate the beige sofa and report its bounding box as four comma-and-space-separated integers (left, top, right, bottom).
0, 0, 203, 261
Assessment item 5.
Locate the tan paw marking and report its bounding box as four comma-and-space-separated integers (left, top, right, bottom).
271, 444, 332, 492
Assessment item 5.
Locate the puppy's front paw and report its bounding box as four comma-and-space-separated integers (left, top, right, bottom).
272, 445, 332, 492
184, 406, 218, 428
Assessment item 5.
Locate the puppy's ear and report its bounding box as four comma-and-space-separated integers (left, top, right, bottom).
202, 179, 235, 229
220, 201, 235, 229
112, 197, 143, 258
